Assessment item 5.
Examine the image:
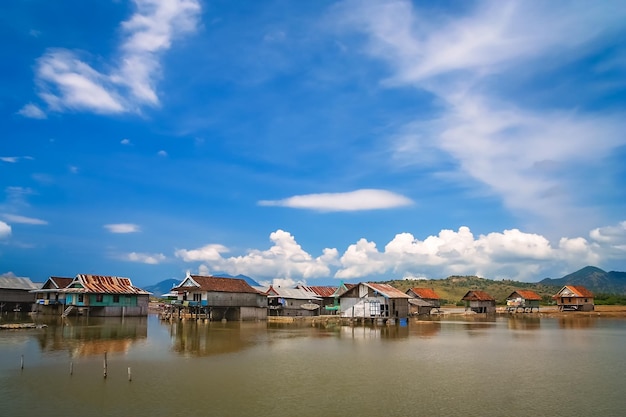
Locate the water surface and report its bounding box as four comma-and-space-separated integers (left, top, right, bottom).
1, 314, 624, 417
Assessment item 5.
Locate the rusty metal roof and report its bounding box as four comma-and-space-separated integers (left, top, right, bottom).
64, 274, 149, 294
509, 290, 542, 301
408, 288, 441, 300
366, 283, 411, 298
297, 285, 337, 298
462, 290, 495, 301
174, 275, 259, 294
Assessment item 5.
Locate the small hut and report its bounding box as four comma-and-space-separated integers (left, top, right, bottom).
553, 285, 594, 311
506, 290, 542, 313
461, 290, 496, 314
406, 288, 441, 315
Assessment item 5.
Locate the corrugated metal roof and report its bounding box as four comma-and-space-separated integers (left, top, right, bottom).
173, 275, 259, 294
509, 290, 542, 301
297, 285, 337, 298
462, 290, 495, 301
266, 286, 321, 300
408, 288, 441, 300
366, 283, 411, 299
0, 276, 40, 290
64, 274, 149, 294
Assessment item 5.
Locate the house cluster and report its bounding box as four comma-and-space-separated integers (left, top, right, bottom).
0, 274, 150, 317
0, 272, 596, 320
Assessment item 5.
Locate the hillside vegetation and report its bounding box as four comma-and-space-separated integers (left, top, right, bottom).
385, 276, 561, 306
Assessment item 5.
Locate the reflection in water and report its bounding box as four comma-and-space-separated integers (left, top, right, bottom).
338, 323, 410, 339
407, 320, 441, 338
558, 316, 599, 329
166, 319, 268, 356
507, 316, 541, 331
33, 316, 147, 357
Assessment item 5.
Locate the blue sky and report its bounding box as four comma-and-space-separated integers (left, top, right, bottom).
2, 0, 626, 288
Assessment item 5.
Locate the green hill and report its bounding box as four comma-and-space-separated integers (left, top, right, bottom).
382, 266, 626, 305
385, 275, 559, 305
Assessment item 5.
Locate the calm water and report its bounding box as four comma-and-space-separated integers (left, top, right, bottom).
1, 313, 625, 417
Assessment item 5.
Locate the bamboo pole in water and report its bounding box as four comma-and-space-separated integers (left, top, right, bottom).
103, 352, 107, 378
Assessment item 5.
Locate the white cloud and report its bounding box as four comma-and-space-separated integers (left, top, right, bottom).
125, 252, 166, 264
336, 0, 626, 235
175, 244, 229, 262
121, 138, 131, 145
174, 222, 626, 282
1, 156, 34, 164
2, 214, 48, 225
17, 103, 47, 119
157, 150, 168, 157
104, 223, 140, 233
0, 221, 11, 238
258, 189, 413, 211
30, 0, 201, 114
176, 230, 338, 279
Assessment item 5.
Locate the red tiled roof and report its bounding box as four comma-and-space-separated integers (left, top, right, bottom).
408, 288, 440, 300
462, 290, 495, 301
367, 283, 411, 298
50, 277, 73, 289
510, 290, 542, 301
66, 274, 149, 294
174, 275, 259, 294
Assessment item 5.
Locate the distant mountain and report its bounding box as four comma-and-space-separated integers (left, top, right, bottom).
143, 279, 181, 297
212, 273, 260, 287
144, 274, 260, 297
539, 266, 626, 294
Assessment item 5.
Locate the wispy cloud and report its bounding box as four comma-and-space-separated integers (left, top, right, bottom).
29, 0, 201, 115
104, 223, 140, 233
0, 156, 33, 163
121, 138, 131, 145
335, 0, 626, 235
17, 103, 47, 119
0, 221, 11, 238
258, 189, 413, 212
2, 214, 48, 225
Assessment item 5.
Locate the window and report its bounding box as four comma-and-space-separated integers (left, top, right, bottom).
193, 293, 201, 302
113, 295, 120, 303
96, 294, 103, 302
78, 294, 84, 303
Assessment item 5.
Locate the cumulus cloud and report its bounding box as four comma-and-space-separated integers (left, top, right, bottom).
2, 214, 48, 225
0, 221, 11, 238
104, 223, 140, 233
258, 189, 413, 211
174, 223, 626, 282
125, 252, 166, 264
176, 230, 339, 279
121, 138, 131, 145
29, 0, 201, 115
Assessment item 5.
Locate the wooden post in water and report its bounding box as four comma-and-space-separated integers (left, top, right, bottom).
103, 352, 108, 379
20, 354, 24, 369
128, 367, 132, 382
70, 361, 73, 375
